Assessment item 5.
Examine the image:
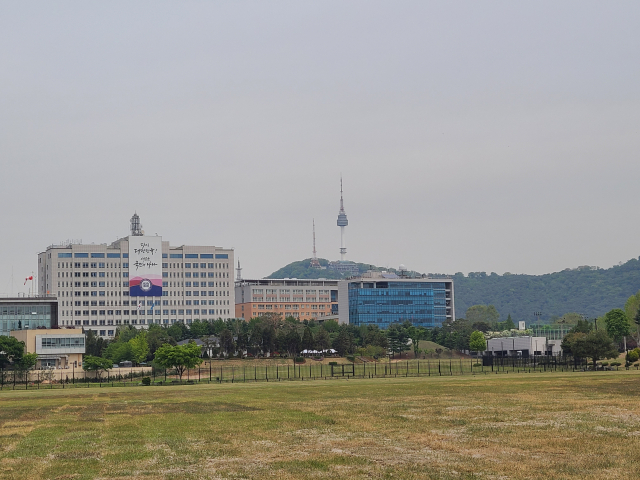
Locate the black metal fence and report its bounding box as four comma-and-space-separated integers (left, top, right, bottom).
1, 355, 631, 392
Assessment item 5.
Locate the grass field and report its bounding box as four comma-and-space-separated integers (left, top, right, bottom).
1, 371, 639, 479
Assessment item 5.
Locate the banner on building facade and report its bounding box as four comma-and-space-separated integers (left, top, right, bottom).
129, 236, 162, 297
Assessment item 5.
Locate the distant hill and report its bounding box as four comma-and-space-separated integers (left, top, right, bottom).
266, 257, 640, 323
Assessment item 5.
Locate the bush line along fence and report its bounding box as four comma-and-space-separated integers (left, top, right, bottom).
1, 356, 632, 391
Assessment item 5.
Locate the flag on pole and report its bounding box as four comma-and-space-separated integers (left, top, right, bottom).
137, 302, 142, 311
24, 275, 33, 285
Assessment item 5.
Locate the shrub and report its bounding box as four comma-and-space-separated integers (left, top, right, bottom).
346, 355, 355, 362
600, 362, 609, 366
329, 361, 338, 366
610, 361, 621, 367
473, 363, 482, 367
294, 357, 305, 364
141, 377, 151, 386
626, 350, 639, 363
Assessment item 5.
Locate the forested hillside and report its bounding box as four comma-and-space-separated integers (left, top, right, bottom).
267, 256, 640, 323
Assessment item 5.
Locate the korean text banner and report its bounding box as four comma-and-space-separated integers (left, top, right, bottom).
129, 236, 162, 297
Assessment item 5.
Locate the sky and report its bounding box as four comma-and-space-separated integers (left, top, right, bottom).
1, 1, 639, 295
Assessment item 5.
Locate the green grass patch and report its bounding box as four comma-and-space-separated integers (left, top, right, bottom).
1, 371, 640, 479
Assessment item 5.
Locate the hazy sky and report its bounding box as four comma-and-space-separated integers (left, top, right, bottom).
1, 1, 639, 295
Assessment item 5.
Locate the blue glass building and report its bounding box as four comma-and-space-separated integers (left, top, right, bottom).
338, 275, 454, 328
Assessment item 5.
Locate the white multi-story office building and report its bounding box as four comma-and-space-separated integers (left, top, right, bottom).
38, 214, 234, 338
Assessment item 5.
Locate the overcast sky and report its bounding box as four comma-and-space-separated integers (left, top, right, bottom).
1, 1, 639, 295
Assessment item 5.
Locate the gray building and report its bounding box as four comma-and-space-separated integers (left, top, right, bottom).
486, 336, 550, 357
37, 215, 234, 339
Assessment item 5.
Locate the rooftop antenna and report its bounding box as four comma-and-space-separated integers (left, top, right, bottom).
336, 176, 349, 261
130, 212, 143, 236
310, 219, 321, 268
236, 259, 243, 281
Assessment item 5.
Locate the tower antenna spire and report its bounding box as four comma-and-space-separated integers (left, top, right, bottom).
236, 259, 242, 281
310, 219, 321, 268
336, 176, 349, 261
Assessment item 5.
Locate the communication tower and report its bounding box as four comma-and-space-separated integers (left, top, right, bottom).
130, 213, 143, 236
336, 177, 349, 261
236, 259, 243, 281
310, 219, 321, 268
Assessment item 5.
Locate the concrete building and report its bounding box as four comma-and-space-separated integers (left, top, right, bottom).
531, 324, 573, 356
37, 214, 234, 339
337, 271, 455, 328
11, 328, 85, 369
486, 336, 549, 357
0, 297, 59, 337
235, 279, 339, 320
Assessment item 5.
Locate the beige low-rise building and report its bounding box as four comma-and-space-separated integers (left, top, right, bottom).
11, 329, 85, 369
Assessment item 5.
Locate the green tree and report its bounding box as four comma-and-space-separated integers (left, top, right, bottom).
219, 329, 235, 357
386, 325, 409, 358
554, 313, 583, 325
129, 331, 149, 365
104, 340, 133, 364
626, 349, 639, 364
301, 326, 314, 352
503, 314, 515, 330
284, 328, 302, 356
332, 326, 353, 357
469, 330, 487, 352
0, 336, 26, 368
115, 325, 140, 343
189, 320, 210, 339
84, 329, 108, 357
82, 355, 113, 380
167, 322, 189, 342
471, 321, 492, 333
147, 324, 175, 357
322, 319, 340, 333
466, 305, 500, 326
406, 326, 424, 358
563, 330, 619, 369
153, 342, 203, 380
14, 352, 38, 383
604, 309, 630, 343
314, 327, 331, 351
624, 290, 640, 335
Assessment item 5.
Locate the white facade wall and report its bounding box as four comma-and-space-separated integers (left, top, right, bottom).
38, 237, 234, 338
486, 336, 548, 355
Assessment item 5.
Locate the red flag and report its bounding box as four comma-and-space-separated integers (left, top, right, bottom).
24, 275, 33, 285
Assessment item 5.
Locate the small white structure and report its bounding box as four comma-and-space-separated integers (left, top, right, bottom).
486, 336, 549, 357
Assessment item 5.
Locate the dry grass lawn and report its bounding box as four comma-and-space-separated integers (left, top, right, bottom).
1, 371, 639, 479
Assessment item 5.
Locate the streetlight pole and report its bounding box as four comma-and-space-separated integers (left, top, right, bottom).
534, 311, 542, 326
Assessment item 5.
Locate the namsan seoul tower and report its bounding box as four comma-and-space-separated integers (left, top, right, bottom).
337, 177, 349, 261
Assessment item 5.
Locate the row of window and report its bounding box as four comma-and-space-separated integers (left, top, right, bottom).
254, 289, 331, 294
41, 337, 85, 348
55, 262, 230, 270
164, 263, 228, 269
57, 252, 230, 260
57, 289, 230, 298
251, 311, 327, 317
62, 308, 231, 318
165, 272, 228, 278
